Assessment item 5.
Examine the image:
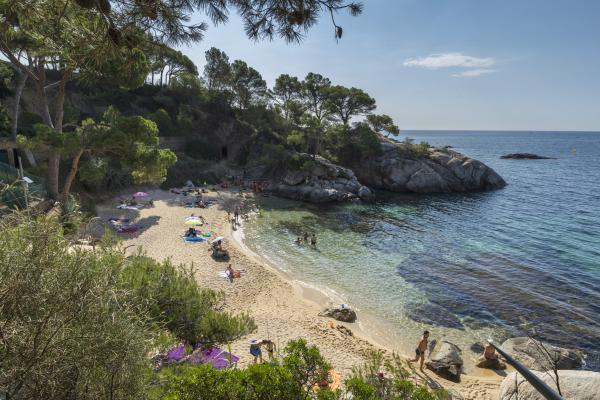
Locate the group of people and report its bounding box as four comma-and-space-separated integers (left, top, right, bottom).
409, 330, 499, 373
295, 232, 317, 246
249, 339, 276, 363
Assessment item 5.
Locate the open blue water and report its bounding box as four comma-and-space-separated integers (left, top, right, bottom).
243, 131, 600, 369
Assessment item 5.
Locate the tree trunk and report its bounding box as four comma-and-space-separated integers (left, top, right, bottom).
47, 150, 60, 199
7, 72, 28, 167
60, 149, 84, 202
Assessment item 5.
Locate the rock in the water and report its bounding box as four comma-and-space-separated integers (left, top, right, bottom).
500, 153, 555, 159
357, 144, 506, 193
318, 306, 357, 323
475, 356, 506, 370
500, 337, 583, 370
425, 341, 463, 382
499, 370, 600, 400
268, 154, 373, 203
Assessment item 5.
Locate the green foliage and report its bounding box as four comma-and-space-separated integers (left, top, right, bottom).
184, 139, 222, 161
366, 114, 399, 137
325, 86, 376, 125
204, 47, 232, 92
78, 157, 108, 188
147, 108, 175, 136
153, 339, 334, 400
230, 60, 268, 109
397, 139, 431, 158
0, 183, 30, 209
119, 256, 256, 345
283, 339, 332, 393
0, 216, 152, 400
323, 123, 381, 167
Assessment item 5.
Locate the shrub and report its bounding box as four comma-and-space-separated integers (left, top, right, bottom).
119, 255, 256, 345
0, 216, 152, 400
151, 339, 334, 400
397, 139, 431, 158
184, 139, 222, 161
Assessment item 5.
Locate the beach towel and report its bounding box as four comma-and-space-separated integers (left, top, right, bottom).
218, 270, 246, 279
201, 232, 212, 237
117, 227, 139, 234
117, 204, 144, 210
166, 344, 187, 362
183, 236, 205, 242
179, 346, 239, 369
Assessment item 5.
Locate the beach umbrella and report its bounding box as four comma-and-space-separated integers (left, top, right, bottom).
211, 236, 224, 244
185, 219, 203, 226
133, 191, 148, 197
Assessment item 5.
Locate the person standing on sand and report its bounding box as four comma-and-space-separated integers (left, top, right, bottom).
303, 232, 309, 242
410, 330, 429, 371
310, 233, 317, 246
263, 339, 276, 360
234, 207, 240, 224
250, 340, 263, 364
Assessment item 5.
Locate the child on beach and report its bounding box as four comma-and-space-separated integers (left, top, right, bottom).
410, 330, 430, 372
250, 340, 263, 363
263, 339, 276, 360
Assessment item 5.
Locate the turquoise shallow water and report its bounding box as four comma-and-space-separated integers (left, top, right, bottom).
242, 131, 600, 369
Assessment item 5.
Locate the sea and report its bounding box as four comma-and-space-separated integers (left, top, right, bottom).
241, 131, 600, 370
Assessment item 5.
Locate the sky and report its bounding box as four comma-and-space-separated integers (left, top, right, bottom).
180, 0, 600, 131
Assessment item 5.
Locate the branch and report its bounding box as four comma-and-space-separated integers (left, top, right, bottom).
0, 42, 39, 82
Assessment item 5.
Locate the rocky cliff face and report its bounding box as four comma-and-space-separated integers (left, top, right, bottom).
356, 143, 506, 193
267, 155, 373, 203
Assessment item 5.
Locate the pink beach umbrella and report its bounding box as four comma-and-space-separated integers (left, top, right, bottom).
133, 191, 149, 197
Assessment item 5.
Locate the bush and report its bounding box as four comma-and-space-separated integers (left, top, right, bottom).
397, 139, 431, 158
119, 255, 256, 345
184, 139, 222, 161
152, 339, 333, 400
0, 216, 152, 400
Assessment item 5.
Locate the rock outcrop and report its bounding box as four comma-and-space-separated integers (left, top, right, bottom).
501, 153, 555, 159
357, 143, 506, 193
268, 155, 373, 203
499, 370, 600, 400
500, 337, 583, 371
318, 305, 357, 323
475, 356, 506, 370
425, 341, 464, 382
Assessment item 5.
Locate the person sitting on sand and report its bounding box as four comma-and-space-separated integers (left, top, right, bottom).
263, 339, 275, 360
226, 264, 245, 281
483, 342, 498, 360
129, 196, 137, 206
310, 233, 317, 246
295, 237, 303, 245
185, 227, 197, 237
410, 330, 430, 372
250, 340, 263, 364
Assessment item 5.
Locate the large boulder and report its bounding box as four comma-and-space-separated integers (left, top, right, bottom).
357, 143, 506, 193
500, 337, 583, 371
268, 154, 373, 203
318, 306, 357, 323
499, 370, 600, 400
425, 341, 463, 382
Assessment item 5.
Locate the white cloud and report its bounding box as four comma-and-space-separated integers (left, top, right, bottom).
403, 53, 495, 69
451, 69, 496, 77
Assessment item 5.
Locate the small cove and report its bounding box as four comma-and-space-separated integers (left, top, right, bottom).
241, 131, 600, 370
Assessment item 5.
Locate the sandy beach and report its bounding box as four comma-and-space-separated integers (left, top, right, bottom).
96, 188, 503, 399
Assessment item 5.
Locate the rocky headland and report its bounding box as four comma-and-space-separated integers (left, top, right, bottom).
262, 142, 506, 203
